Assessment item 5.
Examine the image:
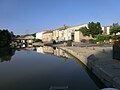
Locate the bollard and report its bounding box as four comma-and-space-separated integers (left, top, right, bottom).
102, 49, 105, 53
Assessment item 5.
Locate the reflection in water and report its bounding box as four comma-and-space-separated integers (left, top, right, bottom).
0, 46, 103, 90
36, 47, 45, 54
36, 46, 73, 59
0, 46, 16, 62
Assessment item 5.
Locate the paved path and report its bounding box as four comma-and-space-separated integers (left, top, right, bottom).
60, 46, 120, 89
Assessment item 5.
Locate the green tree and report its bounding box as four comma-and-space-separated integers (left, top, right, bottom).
0, 46, 16, 62
113, 23, 119, 27
79, 22, 102, 38
95, 34, 110, 43
110, 26, 120, 35
0, 29, 15, 47
79, 27, 90, 36
88, 22, 103, 38
110, 23, 120, 41
32, 33, 36, 37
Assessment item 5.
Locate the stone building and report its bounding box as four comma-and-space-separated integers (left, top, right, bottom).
102, 26, 111, 35
64, 24, 88, 41
36, 31, 47, 40
53, 29, 59, 41
74, 30, 93, 42
58, 25, 70, 41
16, 35, 34, 44
42, 30, 53, 42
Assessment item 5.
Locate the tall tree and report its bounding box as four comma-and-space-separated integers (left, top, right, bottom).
88, 22, 102, 38
79, 27, 90, 36
79, 22, 102, 38
113, 23, 119, 28
110, 27, 120, 35
0, 29, 15, 47
110, 23, 120, 35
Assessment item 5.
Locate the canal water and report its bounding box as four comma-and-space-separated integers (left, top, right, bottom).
0, 46, 103, 90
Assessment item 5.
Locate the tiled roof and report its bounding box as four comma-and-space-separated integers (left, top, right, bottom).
36, 30, 48, 34
43, 30, 53, 34
16, 35, 34, 40
55, 25, 71, 31
69, 24, 88, 28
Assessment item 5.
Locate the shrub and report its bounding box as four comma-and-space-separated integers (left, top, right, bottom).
67, 40, 72, 46
89, 39, 96, 44
111, 35, 120, 40
95, 34, 110, 43
114, 41, 120, 47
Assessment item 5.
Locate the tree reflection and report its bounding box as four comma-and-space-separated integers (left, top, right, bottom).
0, 46, 16, 62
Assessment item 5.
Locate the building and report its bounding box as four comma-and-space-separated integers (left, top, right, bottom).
57, 25, 70, 41
42, 30, 53, 42
36, 47, 45, 54
74, 30, 93, 42
36, 31, 47, 40
102, 26, 111, 35
53, 48, 72, 59
43, 46, 53, 54
102, 26, 120, 35
53, 29, 59, 41
16, 35, 34, 44
64, 24, 88, 41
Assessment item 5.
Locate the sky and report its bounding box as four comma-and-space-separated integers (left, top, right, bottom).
0, 0, 120, 35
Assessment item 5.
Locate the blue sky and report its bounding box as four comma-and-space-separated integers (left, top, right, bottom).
0, 0, 120, 35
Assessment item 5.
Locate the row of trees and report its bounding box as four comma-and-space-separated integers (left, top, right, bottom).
79, 22, 120, 43
0, 29, 15, 47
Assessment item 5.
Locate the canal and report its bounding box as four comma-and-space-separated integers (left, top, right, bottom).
0, 46, 104, 90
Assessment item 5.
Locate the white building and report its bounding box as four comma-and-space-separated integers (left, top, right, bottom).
36, 31, 47, 40
36, 47, 44, 54
55, 25, 70, 41
74, 31, 93, 42
59, 29, 65, 41
102, 25, 120, 35
63, 24, 88, 41
102, 26, 111, 35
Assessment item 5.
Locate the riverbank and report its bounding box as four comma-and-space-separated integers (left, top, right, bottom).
59, 46, 120, 89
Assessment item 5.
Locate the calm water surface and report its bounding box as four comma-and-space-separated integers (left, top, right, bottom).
0, 46, 100, 90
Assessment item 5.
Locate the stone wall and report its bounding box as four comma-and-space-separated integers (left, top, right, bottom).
59, 47, 120, 89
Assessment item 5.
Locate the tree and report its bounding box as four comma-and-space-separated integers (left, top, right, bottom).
113, 23, 119, 27
88, 22, 103, 38
110, 27, 120, 35
79, 27, 90, 36
10, 31, 15, 39
0, 29, 15, 47
32, 33, 36, 37
79, 22, 103, 38
110, 23, 120, 35
110, 23, 120, 42
95, 34, 110, 43
0, 46, 16, 62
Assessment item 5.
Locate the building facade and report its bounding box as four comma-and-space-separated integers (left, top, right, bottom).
36, 31, 47, 40
74, 31, 93, 42
64, 24, 88, 41
42, 31, 53, 42
16, 35, 34, 44
102, 26, 111, 35
52, 25, 70, 42
53, 29, 59, 41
